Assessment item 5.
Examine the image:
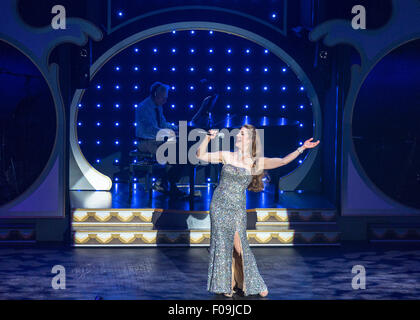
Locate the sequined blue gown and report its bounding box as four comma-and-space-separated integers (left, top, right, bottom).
207, 163, 268, 296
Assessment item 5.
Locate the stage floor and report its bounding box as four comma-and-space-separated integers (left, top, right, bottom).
70, 183, 335, 210
0, 243, 419, 299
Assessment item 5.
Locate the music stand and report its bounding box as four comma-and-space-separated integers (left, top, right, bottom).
190, 94, 218, 129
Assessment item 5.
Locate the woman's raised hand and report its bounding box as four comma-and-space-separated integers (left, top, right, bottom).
303, 137, 320, 149
208, 129, 219, 140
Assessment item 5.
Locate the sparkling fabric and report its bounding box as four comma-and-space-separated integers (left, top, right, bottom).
207, 164, 268, 296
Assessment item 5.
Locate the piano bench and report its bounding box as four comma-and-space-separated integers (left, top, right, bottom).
128, 150, 157, 199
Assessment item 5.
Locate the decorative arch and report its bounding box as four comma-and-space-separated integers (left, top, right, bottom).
310, 0, 420, 215
0, 0, 102, 217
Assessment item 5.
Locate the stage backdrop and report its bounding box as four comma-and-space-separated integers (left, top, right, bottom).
69, 0, 324, 194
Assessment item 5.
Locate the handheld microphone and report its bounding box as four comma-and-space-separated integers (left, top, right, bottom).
207, 131, 225, 139
197, 129, 224, 139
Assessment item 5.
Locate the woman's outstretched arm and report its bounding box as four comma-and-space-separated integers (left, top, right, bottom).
260, 137, 320, 170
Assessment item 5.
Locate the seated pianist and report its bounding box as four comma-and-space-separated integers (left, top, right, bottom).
135, 81, 188, 198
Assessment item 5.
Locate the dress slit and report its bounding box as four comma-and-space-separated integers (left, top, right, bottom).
231, 229, 246, 295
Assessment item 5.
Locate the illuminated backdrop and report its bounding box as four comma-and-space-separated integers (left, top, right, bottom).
76, 30, 314, 183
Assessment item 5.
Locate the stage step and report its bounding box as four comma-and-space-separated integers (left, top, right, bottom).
254, 208, 337, 223
0, 224, 36, 244
72, 229, 340, 246
369, 224, 420, 243
72, 208, 337, 224
71, 208, 340, 246
72, 208, 154, 225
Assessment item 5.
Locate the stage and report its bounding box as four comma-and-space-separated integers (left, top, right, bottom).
1, 0, 420, 305
0, 243, 419, 299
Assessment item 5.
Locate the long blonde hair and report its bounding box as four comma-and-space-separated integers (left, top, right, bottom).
241, 124, 267, 192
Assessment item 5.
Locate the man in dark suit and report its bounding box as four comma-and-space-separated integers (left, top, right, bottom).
135, 82, 187, 198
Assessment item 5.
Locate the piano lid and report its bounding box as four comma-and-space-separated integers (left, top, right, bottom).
189, 94, 218, 128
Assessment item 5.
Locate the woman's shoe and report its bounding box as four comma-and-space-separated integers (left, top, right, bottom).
259, 289, 268, 297
223, 289, 236, 297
